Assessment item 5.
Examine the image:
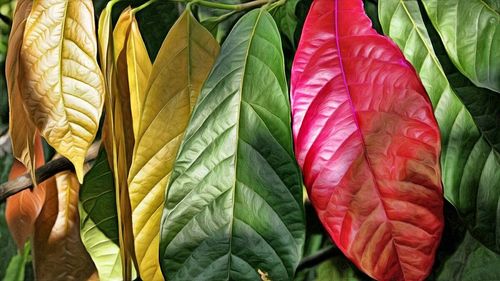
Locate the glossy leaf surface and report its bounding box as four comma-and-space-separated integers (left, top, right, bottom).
291, 0, 443, 280
379, 0, 500, 253
5, 135, 45, 249
34, 172, 98, 280
420, 0, 499, 92
20, 0, 105, 181
128, 9, 219, 281
6, 0, 35, 180
160, 9, 305, 281
80, 149, 123, 281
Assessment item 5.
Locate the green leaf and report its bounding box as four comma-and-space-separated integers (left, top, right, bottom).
2, 243, 30, 281
316, 257, 364, 281
80, 149, 124, 281
196, 0, 245, 42
271, 0, 299, 48
379, 0, 500, 253
420, 0, 500, 92
160, 8, 305, 281
436, 232, 500, 281
0, 205, 17, 279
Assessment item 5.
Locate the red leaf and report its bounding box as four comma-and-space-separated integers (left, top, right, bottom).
290, 0, 444, 280
6, 133, 46, 249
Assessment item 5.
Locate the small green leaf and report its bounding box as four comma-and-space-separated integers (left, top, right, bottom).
271, 0, 300, 48
2, 243, 30, 281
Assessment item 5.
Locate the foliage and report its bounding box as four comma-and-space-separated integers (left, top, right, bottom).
0, 0, 498, 280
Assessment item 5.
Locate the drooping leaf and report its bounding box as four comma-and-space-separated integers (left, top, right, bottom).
33, 171, 98, 280
196, 0, 245, 42
6, 0, 36, 181
5, 135, 45, 249
128, 9, 219, 281
420, 0, 499, 92
126, 13, 152, 139
80, 149, 124, 281
291, 0, 443, 280
436, 232, 500, 281
20, 0, 105, 182
160, 8, 305, 281
379, 0, 500, 253
97, 2, 136, 279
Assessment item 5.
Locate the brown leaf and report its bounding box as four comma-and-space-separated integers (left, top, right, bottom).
6, 133, 45, 249
33, 171, 98, 281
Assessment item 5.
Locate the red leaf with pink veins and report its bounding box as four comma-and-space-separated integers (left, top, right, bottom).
290, 0, 444, 280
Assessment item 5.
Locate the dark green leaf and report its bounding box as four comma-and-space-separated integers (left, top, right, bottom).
2, 243, 29, 281
271, 0, 299, 48
160, 9, 305, 281
0, 205, 17, 279
195, 0, 245, 42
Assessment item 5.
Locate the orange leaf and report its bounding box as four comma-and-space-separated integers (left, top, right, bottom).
33, 171, 98, 280
6, 133, 46, 249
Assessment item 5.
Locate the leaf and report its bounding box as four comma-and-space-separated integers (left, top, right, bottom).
271, 0, 299, 48
291, 0, 443, 280
420, 0, 500, 92
98, 3, 136, 279
6, 0, 36, 181
160, 8, 305, 281
316, 258, 363, 281
20, 0, 105, 182
379, 0, 500, 253
33, 171, 98, 280
126, 13, 152, 139
436, 232, 500, 281
80, 149, 124, 281
2, 243, 30, 281
0, 205, 17, 279
5, 135, 45, 249
196, 0, 245, 42
128, 9, 219, 280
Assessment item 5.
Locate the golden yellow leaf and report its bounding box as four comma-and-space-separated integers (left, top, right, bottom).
34, 171, 98, 280
128, 10, 220, 281
126, 15, 152, 138
6, 0, 36, 182
20, 0, 105, 182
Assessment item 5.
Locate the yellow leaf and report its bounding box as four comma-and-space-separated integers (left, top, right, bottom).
127, 15, 152, 138
33, 171, 98, 280
20, 0, 105, 182
128, 10, 220, 281
97, 4, 136, 280
6, 0, 36, 182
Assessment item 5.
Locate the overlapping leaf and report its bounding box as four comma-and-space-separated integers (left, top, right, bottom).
420, 0, 499, 92
379, 0, 500, 253
33, 171, 98, 280
291, 0, 443, 280
160, 9, 305, 281
5, 135, 45, 249
20, 0, 105, 182
128, 9, 219, 280
6, 0, 36, 181
80, 149, 123, 281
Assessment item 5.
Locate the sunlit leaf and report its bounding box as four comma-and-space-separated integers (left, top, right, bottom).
291, 0, 443, 280
421, 0, 499, 92
20, 0, 105, 182
6, 0, 36, 181
128, 9, 219, 280
379, 0, 500, 253
160, 8, 305, 280
33, 171, 98, 280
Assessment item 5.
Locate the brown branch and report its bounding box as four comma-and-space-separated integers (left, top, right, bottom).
0, 142, 101, 202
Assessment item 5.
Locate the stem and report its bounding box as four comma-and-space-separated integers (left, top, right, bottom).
0, 142, 100, 202
170, 0, 274, 11
132, 0, 159, 14
296, 246, 342, 271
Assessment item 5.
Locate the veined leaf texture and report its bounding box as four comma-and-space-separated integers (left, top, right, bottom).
291, 0, 443, 280
128, 9, 219, 281
19, 0, 104, 182
160, 8, 305, 281
379, 0, 500, 254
